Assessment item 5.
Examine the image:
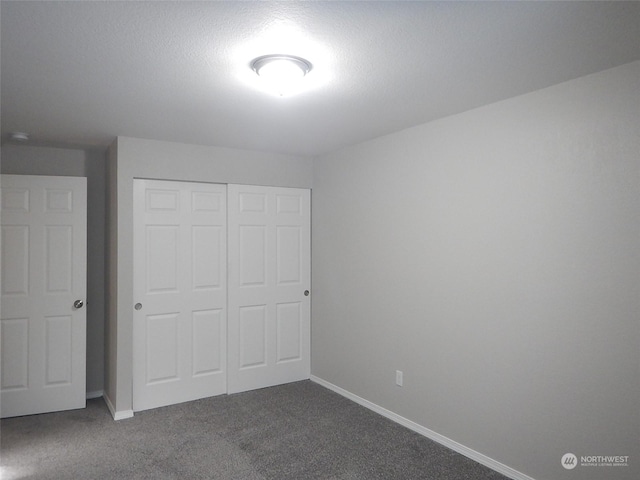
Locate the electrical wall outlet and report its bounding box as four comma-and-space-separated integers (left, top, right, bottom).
396, 370, 403, 387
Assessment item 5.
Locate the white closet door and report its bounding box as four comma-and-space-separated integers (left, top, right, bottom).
1, 174, 87, 418
227, 184, 310, 394
133, 180, 227, 412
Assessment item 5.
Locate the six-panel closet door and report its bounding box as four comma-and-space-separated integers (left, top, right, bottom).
133, 180, 310, 412
133, 180, 227, 412
227, 184, 311, 394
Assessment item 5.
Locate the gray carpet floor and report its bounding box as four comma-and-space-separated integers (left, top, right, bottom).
1, 381, 509, 479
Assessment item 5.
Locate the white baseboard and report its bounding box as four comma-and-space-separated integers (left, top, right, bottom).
86, 390, 104, 400
310, 375, 535, 480
103, 392, 134, 421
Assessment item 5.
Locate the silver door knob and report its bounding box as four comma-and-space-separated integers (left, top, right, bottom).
134, 303, 142, 311
304, 290, 310, 296
73, 300, 84, 309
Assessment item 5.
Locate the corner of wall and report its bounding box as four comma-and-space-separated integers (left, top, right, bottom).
103, 391, 133, 421
104, 139, 119, 407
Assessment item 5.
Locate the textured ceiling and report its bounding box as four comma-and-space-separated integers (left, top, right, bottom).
1, 1, 639, 156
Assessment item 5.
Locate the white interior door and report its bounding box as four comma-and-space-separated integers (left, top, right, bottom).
1, 174, 87, 418
227, 184, 310, 394
133, 180, 227, 412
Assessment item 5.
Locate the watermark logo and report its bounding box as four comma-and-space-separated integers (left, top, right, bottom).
562, 453, 578, 470
562, 452, 629, 470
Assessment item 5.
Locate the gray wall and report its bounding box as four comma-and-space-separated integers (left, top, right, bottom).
1, 144, 107, 395
311, 61, 639, 480
106, 136, 313, 415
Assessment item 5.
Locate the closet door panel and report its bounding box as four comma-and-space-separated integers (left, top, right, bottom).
227, 184, 310, 394
133, 180, 227, 412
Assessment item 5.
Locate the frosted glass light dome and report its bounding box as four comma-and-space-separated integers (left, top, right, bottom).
251, 55, 312, 96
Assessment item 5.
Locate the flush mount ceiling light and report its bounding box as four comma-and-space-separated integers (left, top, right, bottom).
10, 132, 30, 142
251, 54, 312, 96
